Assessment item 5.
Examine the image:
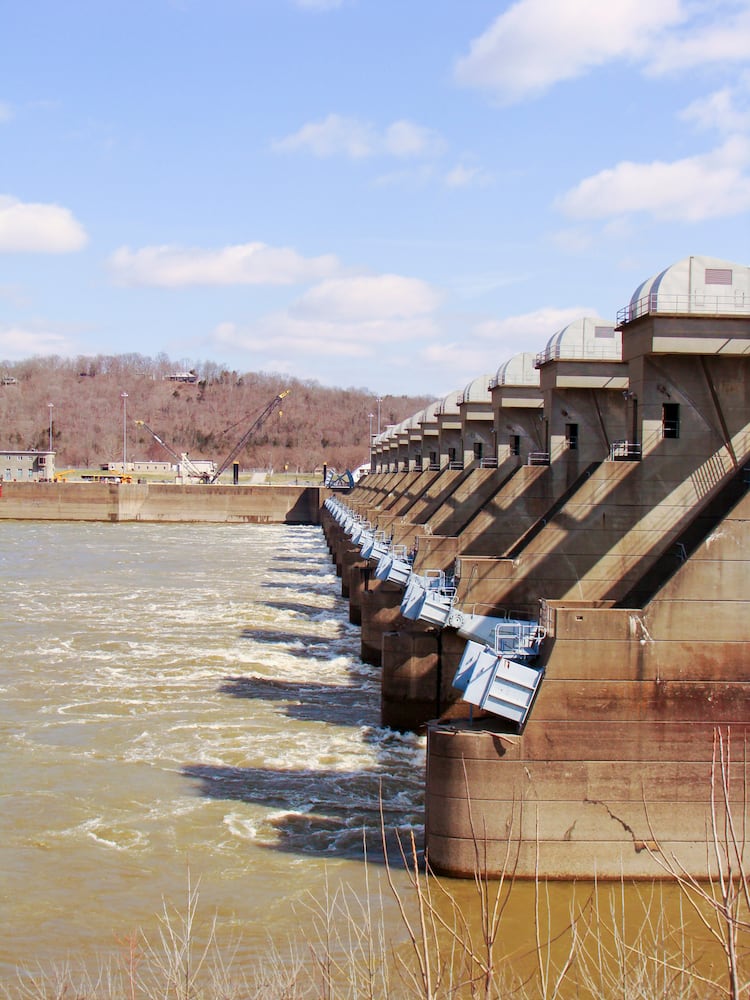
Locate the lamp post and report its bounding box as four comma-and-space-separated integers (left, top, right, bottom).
121, 392, 128, 473
47, 403, 53, 451
376, 396, 382, 435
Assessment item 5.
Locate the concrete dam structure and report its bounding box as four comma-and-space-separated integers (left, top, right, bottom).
0, 482, 322, 524
321, 255, 750, 879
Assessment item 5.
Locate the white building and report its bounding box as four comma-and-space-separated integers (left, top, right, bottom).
0, 450, 55, 481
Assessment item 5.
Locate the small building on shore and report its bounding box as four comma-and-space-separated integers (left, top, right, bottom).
0, 450, 55, 482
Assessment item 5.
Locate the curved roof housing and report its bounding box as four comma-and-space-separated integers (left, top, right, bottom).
536, 316, 620, 365
619, 255, 750, 324
419, 400, 441, 430
435, 389, 462, 416
489, 352, 540, 389
457, 374, 492, 405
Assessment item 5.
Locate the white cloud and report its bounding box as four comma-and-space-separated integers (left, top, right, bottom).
448, 270, 527, 299
455, 0, 684, 102
646, 2, 750, 74
456, 0, 750, 104
108, 242, 341, 287
0, 325, 75, 359
384, 120, 445, 158
415, 305, 601, 390
291, 274, 442, 322
680, 78, 750, 134
0, 196, 87, 253
420, 341, 489, 373
214, 312, 437, 360
210, 273, 442, 366
273, 114, 374, 158
272, 113, 444, 159
444, 163, 493, 188
556, 136, 750, 221
474, 306, 600, 345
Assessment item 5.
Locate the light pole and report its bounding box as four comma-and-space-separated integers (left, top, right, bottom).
47, 403, 53, 451
376, 396, 382, 435
121, 392, 128, 472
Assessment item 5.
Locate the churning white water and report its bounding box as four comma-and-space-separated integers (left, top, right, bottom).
0, 521, 425, 977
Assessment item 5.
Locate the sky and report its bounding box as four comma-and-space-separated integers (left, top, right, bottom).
1, 0, 749, 398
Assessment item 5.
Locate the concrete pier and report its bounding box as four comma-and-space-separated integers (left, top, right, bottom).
323, 254, 750, 879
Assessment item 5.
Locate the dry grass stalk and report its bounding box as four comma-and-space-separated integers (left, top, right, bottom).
4, 727, 750, 999
644, 727, 750, 999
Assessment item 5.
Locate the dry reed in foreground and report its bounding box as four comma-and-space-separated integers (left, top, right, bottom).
3, 728, 749, 999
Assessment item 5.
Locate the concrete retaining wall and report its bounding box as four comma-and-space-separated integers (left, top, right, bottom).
0, 482, 322, 524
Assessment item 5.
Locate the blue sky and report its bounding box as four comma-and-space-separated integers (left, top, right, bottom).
1, 0, 749, 397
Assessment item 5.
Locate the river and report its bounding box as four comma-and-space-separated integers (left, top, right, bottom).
0, 521, 426, 980
0, 520, 731, 996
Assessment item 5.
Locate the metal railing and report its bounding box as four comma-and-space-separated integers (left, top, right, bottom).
617, 291, 749, 325
527, 452, 550, 466
492, 621, 546, 659
609, 440, 641, 461
535, 343, 622, 366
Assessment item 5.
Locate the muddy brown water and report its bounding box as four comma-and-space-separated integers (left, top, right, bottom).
0, 523, 429, 974
0, 521, 727, 991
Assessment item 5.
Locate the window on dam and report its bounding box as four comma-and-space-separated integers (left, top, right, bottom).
565, 423, 579, 450
662, 403, 680, 439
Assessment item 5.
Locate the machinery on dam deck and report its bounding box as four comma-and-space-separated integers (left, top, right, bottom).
324, 493, 546, 729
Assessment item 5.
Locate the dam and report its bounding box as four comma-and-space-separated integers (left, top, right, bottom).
320, 254, 750, 879
0, 481, 322, 524
3, 253, 748, 883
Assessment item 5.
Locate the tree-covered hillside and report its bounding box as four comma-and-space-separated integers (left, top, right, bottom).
0, 355, 433, 473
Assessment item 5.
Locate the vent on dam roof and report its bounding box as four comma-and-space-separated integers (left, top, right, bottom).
705, 268, 732, 285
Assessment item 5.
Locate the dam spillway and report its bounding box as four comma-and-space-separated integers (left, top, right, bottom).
321, 254, 750, 879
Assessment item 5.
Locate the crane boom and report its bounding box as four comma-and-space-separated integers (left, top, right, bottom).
134, 420, 211, 481
134, 390, 288, 484
209, 390, 289, 483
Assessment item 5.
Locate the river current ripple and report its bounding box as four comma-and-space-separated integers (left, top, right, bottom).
0, 521, 425, 976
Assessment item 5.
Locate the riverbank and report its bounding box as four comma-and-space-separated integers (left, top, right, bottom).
0, 481, 323, 523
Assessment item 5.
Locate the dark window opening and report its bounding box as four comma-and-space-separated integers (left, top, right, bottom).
473, 442, 483, 461
565, 423, 578, 450
662, 403, 680, 439
509, 434, 520, 456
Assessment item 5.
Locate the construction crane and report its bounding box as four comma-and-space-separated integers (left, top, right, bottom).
133, 421, 212, 481
135, 390, 289, 484
209, 390, 289, 483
